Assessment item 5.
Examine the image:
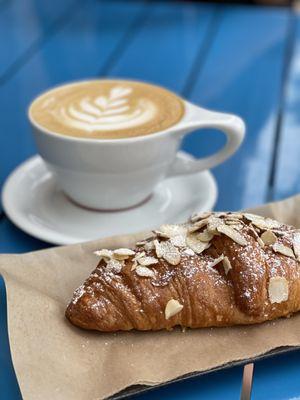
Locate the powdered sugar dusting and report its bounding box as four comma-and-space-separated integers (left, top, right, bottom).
69, 212, 300, 322
71, 284, 85, 305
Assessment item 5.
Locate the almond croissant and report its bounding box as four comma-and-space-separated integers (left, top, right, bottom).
65, 212, 300, 332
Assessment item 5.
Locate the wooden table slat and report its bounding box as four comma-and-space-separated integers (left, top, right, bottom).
0, 0, 77, 82
108, 2, 217, 92
251, 349, 300, 400
273, 13, 300, 201
186, 5, 291, 211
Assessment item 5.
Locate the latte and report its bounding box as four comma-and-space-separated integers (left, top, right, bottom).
29, 80, 185, 139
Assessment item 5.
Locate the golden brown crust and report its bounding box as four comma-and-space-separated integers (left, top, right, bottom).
65, 212, 300, 332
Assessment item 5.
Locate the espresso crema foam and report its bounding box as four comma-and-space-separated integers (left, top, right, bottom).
29, 80, 185, 139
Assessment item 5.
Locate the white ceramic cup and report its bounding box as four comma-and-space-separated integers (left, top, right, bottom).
29, 90, 245, 210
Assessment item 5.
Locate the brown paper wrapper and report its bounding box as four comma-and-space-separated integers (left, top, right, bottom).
2, 194, 300, 400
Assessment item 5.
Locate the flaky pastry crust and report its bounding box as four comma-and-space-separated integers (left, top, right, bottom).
66, 212, 300, 332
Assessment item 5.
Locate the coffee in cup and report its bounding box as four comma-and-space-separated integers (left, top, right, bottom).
29, 80, 185, 140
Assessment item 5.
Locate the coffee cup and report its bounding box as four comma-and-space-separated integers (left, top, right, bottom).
28, 79, 245, 210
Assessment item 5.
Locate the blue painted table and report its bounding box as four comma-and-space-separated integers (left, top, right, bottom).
1, 0, 300, 398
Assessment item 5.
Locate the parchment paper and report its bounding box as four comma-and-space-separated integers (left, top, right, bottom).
2, 194, 300, 400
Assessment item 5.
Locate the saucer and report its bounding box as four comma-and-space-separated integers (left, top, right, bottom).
2, 153, 217, 245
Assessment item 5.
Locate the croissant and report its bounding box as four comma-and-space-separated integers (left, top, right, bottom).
65, 212, 300, 332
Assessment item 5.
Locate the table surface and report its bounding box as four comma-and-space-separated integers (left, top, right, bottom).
1, 0, 300, 398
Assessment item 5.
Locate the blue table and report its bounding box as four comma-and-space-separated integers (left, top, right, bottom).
1, 0, 300, 398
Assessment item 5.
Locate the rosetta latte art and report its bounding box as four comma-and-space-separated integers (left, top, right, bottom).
30, 80, 185, 139
52, 86, 157, 132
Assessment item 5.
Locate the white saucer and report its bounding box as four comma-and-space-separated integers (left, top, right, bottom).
2, 153, 217, 245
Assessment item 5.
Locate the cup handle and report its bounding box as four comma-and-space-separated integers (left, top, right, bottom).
167, 106, 245, 177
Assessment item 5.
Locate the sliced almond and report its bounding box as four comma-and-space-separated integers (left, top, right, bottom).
134, 251, 146, 260
153, 230, 169, 239
225, 222, 244, 230
162, 242, 181, 265
182, 248, 195, 256
224, 219, 238, 224
249, 225, 259, 238
208, 254, 224, 268
137, 256, 158, 266
222, 256, 232, 275
131, 262, 137, 271
261, 218, 282, 230
165, 299, 184, 319
207, 216, 223, 233
188, 225, 201, 234
195, 217, 212, 225
144, 241, 154, 251
190, 212, 212, 223
159, 224, 187, 238
170, 234, 186, 247
234, 224, 244, 231
186, 233, 211, 254
272, 242, 295, 258
154, 240, 181, 265
154, 239, 163, 258
244, 214, 281, 230
225, 218, 242, 224
250, 225, 267, 248
188, 218, 210, 233
257, 236, 265, 248
106, 259, 124, 273
113, 248, 135, 260
94, 249, 113, 260
243, 213, 259, 222
135, 265, 155, 278
188, 225, 203, 233
136, 241, 146, 247
260, 230, 277, 245
268, 276, 289, 303
114, 248, 135, 256
198, 229, 215, 242
227, 212, 244, 219
217, 224, 247, 246
293, 232, 300, 261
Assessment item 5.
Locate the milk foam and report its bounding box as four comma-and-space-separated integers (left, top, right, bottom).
50, 86, 157, 133
30, 80, 185, 139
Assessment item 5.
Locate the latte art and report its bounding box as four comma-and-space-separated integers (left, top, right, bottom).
55, 87, 157, 131
30, 80, 184, 139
